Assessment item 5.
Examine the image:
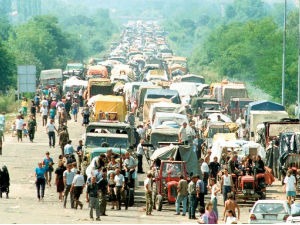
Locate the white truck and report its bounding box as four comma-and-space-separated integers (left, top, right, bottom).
248, 110, 289, 141
40, 69, 63, 88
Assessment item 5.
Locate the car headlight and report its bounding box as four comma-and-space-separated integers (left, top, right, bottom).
243, 190, 246, 194
250, 190, 254, 194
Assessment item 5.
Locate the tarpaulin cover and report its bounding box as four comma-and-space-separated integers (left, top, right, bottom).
150, 145, 199, 176
248, 100, 285, 112
143, 98, 171, 121
92, 95, 126, 121
144, 89, 181, 104
149, 102, 186, 123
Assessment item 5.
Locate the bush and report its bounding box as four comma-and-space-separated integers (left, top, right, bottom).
0, 92, 18, 113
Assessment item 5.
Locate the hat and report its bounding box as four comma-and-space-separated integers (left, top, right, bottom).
192, 175, 198, 179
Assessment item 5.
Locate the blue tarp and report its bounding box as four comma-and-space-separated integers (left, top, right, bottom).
248, 100, 285, 111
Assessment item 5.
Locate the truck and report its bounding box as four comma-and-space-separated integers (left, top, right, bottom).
84, 78, 115, 100
245, 101, 288, 141
40, 69, 63, 88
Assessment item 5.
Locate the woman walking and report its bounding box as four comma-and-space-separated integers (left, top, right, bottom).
71, 100, 79, 122
35, 162, 46, 201
55, 161, 66, 201
284, 169, 296, 205
21, 97, 28, 116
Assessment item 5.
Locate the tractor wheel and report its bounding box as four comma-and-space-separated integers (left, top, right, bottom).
156, 195, 163, 211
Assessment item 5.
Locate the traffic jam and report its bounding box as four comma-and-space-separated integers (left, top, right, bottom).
33, 21, 300, 224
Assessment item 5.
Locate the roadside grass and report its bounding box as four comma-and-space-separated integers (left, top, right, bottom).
0, 94, 20, 133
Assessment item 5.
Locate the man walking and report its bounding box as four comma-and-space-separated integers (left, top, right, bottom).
136, 139, 146, 173
28, 115, 37, 142
86, 176, 101, 221
196, 175, 205, 210
188, 175, 197, 219
59, 126, 69, 156
71, 170, 85, 209
114, 169, 125, 210
175, 175, 188, 216
144, 172, 153, 216
46, 119, 58, 148
178, 122, 189, 145
98, 169, 108, 216
63, 164, 75, 208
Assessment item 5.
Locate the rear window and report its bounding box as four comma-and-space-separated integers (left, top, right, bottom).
253, 203, 287, 214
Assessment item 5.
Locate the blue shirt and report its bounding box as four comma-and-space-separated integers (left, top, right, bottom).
196, 179, 205, 193
63, 170, 75, 185
35, 167, 46, 179
64, 144, 74, 155
43, 157, 53, 171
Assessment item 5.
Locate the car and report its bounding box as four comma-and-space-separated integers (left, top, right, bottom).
287, 202, 300, 223
249, 200, 290, 224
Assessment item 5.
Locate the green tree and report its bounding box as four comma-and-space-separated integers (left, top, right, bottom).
0, 41, 16, 91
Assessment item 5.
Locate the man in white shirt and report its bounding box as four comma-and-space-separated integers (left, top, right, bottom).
46, 119, 57, 148
71, 170, 85, 209
15, 115, 24, 142
178, 122, 189, 145
137, 139, 146, 174
114, 169, 125, 210
123, 152, 137, 185
41, 105, 48, 127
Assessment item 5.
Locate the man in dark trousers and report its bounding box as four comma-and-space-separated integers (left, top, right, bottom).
86, 176, 101, 221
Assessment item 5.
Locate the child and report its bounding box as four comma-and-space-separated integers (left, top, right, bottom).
23, 123, 28, 138
108, 173, 117, 210
225, 210, 237, 224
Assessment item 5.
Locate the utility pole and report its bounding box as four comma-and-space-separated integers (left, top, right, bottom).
298, 0, 300, 118
282, 0, 287, 106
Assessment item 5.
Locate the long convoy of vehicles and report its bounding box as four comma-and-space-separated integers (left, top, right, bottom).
39, 21, 300, 220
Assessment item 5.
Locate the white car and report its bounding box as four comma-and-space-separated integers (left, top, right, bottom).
287, 202, 300, 223
249, 200, 290, 224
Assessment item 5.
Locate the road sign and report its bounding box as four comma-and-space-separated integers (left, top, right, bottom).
17, 65, 36, 93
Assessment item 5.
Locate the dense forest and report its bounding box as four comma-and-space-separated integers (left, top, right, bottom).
164, 0, 298, 105
0, 0, 119, 91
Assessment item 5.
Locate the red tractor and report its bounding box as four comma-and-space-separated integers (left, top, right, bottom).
238, 173, 266, 200
153, 160, 188, 211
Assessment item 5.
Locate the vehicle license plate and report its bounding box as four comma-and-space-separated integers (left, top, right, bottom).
264, 215, 277, 220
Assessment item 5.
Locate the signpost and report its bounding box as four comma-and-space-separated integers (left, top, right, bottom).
17, 65, 36, 100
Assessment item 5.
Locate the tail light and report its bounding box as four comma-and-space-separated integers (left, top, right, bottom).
283, 215, 289, 221
250, 214, 257, 220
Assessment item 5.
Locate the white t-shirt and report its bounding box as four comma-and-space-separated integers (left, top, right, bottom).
137, 143, 144, 155
179, 126, 188, 141
211, 184, 218, 200
114, 174, 125, 187
46, 123, 56, 132
41, 99, 48, 107
41, 107, 48, 116
144, 177, 152, 192
284, 175, 296, 192
72, 174, 85, 187
223, 174, 232, 186
15, 119, 24, 130
226, 216, 237, 224
124, 156, 136, 168
201, 162, 210, 173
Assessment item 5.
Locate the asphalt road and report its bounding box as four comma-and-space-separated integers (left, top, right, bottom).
0, 114, 286, 224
